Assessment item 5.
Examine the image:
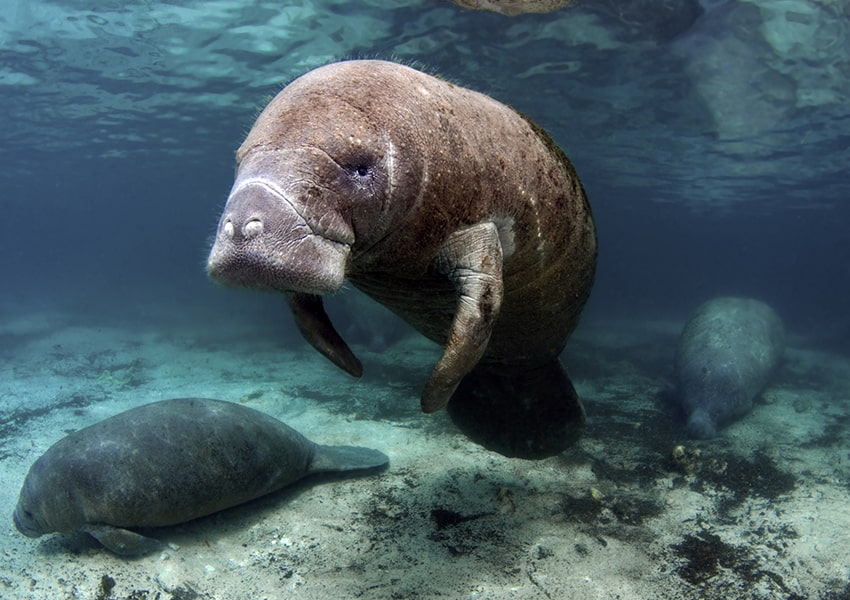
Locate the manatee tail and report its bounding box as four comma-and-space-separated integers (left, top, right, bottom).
447, 358, 585, 459
309, 445, 389, 474
685, 409, 717, 439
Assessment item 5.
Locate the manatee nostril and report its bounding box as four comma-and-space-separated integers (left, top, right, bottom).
223, 220, 235, 239
243, 218, 264, 239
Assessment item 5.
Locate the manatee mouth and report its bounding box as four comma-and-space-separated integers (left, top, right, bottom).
13, 506, 41, 538
207, 236, 349, 295
207, 179, 350, 295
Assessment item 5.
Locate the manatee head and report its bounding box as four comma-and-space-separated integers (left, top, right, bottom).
13, 479, 48, 538
206, 62, 429, 296
13, 507, 43, 538
14, 454, 86, 539
685, 408, 717, 439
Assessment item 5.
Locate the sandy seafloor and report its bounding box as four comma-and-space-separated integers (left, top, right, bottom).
1, 301, 849, 600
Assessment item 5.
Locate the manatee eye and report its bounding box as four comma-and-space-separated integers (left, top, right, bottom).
355, 165, 370, 177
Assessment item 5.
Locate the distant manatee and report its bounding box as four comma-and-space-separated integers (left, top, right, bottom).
674, 297, 785, 438
13, 398, 388, 555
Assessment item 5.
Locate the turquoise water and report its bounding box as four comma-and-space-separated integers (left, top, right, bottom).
1, 1, 849, 598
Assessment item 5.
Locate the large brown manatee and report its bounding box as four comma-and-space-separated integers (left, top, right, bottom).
207, 60, 597, 458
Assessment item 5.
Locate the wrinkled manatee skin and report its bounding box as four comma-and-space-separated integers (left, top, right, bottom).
674, 297, 785, 438
206, 59, 597, 459
13, 398, 388, 554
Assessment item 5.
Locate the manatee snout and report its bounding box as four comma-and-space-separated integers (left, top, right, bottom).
216, 183, 274, 244
207, 177, 351, 295
13, 505, 41, 539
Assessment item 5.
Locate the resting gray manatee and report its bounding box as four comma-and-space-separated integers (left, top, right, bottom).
449, 0, 573, 16
13, 398, 388, 556
674, 297, 785, 438
207, 59, 597, 459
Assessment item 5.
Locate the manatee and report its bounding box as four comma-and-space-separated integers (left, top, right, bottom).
206, 60, 597, 459
13, 398, 388, 555
449, 0, 574, 16
674, 297, 785, 438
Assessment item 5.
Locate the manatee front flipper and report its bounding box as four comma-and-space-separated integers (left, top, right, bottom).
83, 524, 164, 557
422, 222, 504, 413
286, 292, 363, 377
447, 359, 585, 459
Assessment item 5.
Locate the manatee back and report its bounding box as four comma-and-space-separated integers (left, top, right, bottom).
14, 398, 319, 536
675, 297, 785, 435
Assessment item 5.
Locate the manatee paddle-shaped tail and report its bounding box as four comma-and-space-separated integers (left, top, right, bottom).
309, 445, 390, 473
447, 359, 585, 459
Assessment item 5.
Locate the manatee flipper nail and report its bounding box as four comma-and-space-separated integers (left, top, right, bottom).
447, 358, 585, 459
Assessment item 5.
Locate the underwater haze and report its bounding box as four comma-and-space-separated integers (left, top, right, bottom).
1, 0, 849, 332
2, 1, 850, 599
